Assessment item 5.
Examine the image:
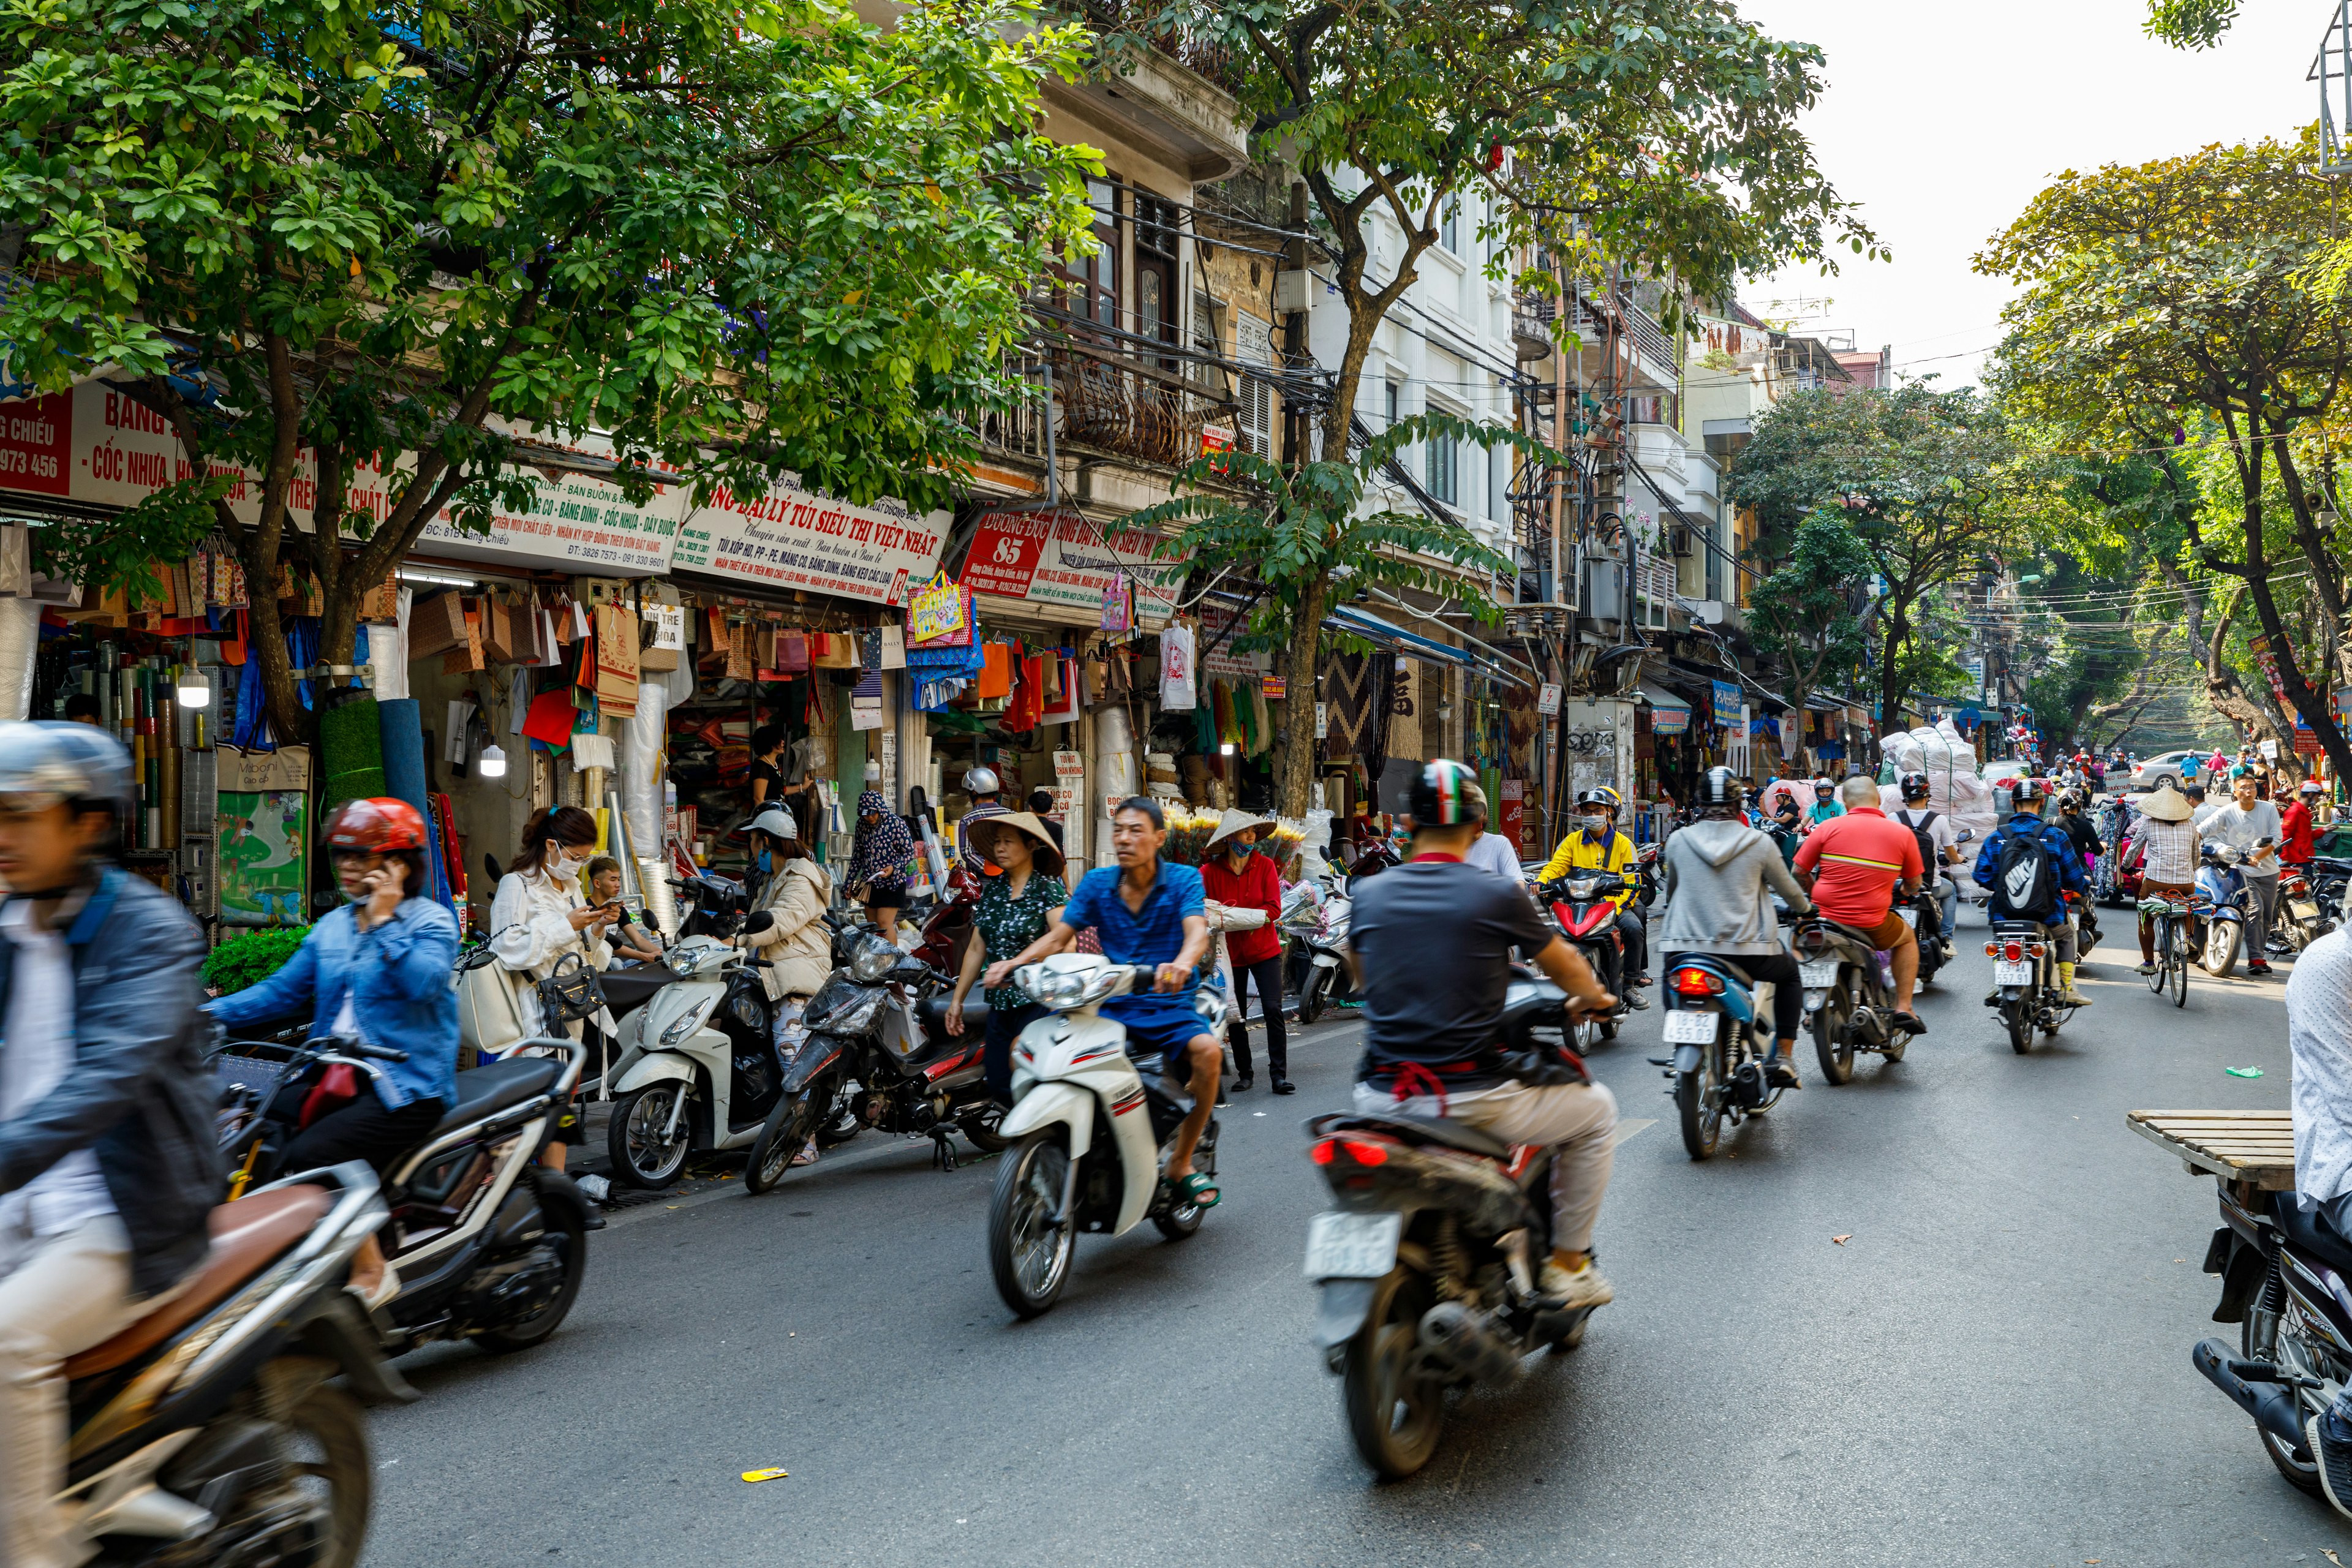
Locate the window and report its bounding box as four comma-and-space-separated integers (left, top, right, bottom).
1426, 427, 1459, 506
1440, 202, 1459, 255
1385, 380, 1400, 429
1062, 177, 1120, 335
1134, 192, 1180, 358
1235, 315, 1276, 457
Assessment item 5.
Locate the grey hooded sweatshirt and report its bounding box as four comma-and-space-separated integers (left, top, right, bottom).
1657, 816, 1814, 957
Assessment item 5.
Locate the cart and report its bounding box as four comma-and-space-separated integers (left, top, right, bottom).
2125, 1109, 2296, 1192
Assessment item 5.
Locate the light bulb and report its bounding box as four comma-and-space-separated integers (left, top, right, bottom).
478, 743, 507, 778
175, 666, 209, 707
1219, 742, 1236, 756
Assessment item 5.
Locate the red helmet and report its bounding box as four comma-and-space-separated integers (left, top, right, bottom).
324, 796, 428, 852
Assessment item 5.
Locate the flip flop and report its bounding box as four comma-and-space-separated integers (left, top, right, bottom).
1172, 1170, 1221, 1208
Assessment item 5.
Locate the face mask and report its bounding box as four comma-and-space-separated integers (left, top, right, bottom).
548, 849, 586, 881
1229, 840, 1255, 857
1580, 815, 1608, 835
755, 849, 774, 873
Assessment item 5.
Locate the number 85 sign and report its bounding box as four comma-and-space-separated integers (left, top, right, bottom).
960, 513, 1052, 597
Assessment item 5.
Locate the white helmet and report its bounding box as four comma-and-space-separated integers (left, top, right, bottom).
962, 765, 1001, 796
747, 806, 798, 841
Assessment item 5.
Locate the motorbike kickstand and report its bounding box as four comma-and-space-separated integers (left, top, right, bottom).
929, 1124, 959, 1172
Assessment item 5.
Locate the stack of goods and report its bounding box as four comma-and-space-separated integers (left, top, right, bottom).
1881, 718, 1999, 849
1144, 751, 1183, 802
1161, 803, 1221, 866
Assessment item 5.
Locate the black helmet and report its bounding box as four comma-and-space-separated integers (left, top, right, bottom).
1898, 771, 1929, 802
1573, 786, 1621, 815
2009, 777, 2045, 810
1696, 766, 1741, 811
1408, 758, 1486, 827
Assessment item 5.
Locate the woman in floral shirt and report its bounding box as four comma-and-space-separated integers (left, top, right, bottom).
946, 813, 1067, 1104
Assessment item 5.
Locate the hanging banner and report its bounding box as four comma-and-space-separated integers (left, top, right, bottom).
960, 507, 1185, 628
673, 485, 946, 607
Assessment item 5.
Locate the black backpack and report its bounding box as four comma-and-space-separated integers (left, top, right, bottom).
1898, 807, 1940, 885
1992, 827, 2060, 922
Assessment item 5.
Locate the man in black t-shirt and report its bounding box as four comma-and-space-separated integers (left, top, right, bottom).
1347, 760, 1621, 1311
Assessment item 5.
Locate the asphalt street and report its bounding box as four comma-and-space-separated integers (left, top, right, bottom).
364, 897, 2341, 1568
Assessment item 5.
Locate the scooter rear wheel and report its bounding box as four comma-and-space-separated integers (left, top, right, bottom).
473, 1196, 587, 1353
2003, 1000, 2032, 1054
1812, 989, 1856, 1086
989, 1131, 1074, 1317
1342, 1266, 1444, 1479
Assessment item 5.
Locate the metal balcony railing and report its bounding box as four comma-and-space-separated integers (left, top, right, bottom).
1068, 0, 1245, 91
974, 344, 1242, 473
1611, 287, 1676, 373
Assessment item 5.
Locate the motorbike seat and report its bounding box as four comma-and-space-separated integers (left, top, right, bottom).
429, 1055, 564, 1140
914, 992, 987, 1041
2274, 1191, 2352, 1278
598, 964, 682, 1015
1324, 1112, 1513, 1162
64, 1186, 334, 1379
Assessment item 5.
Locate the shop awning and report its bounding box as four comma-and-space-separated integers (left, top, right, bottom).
1327, 605, 1480, 670
1634, 683, 1691, 718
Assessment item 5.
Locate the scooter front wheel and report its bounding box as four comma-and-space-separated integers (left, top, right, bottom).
606, 1084, 692, 1190
989, 1131, 1075, 1317
2205, 921, 2242, 977
745, 1081, 827, 1195
1297, 968, 1328, 1025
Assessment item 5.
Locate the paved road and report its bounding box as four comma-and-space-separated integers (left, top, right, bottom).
364, 899, 2343, 1567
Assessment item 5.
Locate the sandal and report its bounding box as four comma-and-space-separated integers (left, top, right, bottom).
1171, 1170, 1221, 1208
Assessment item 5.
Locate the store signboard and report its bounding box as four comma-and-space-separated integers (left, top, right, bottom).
1198, 604, 1270, 680
1712, 679, 1741, 722
415, 467, 680, 574
673, 486, 946, 608
958, 508, 1184, 628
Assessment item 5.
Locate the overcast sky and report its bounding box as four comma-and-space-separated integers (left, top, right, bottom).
1738, 0, 2321, 387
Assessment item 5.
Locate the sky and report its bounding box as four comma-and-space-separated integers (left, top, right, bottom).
1740, 0, 2322, 387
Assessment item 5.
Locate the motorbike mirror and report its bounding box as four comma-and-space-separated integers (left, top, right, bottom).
1956, 829, 1975, 843
742, 910, 777, 935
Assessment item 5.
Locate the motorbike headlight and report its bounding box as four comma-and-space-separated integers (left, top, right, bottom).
849, 933, 900, 984
662, 998, 716, 1046
1566, 878, 1598, 898
1022, 963, 1091, 1010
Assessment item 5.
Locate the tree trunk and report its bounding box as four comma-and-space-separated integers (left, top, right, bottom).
1278, 570, 1330, 816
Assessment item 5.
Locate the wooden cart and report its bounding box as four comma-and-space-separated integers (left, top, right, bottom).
2125, 1109, 2296, 1192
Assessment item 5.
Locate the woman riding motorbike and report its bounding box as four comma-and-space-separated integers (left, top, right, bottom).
207, 796, 460, 1306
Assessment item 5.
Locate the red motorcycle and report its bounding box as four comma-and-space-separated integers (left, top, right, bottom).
1541, 870, 1630, 1048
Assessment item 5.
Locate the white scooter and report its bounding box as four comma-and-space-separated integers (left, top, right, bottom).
985, 952, 1227, 1317
600, 910, 783, 1188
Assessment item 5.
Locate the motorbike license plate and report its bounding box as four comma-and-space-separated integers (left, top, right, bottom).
1897, 905, 1917, 928
1304, 1212, 1403, 1279
1798, 960, 1839, 987
1661, 1010, 1717, 1044
1993, 960, 2035, 986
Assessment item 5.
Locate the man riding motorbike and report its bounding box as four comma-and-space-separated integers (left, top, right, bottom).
208, 796, 466, 1287
0, 723, 224, 1568
1792, 776, 1929, 1036
1973, 777, 2093, 1007
1657, 766, 1817, 1088
1346, 761, 1620, 1309
984, 797, 1221, 1207
1891, 771, 1960, 944
1537, 785, 1649, 1006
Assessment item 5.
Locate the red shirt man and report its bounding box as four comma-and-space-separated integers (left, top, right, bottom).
1793, 804, 1924, 939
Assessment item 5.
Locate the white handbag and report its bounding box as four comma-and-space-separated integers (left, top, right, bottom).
454, 946, 527, 1060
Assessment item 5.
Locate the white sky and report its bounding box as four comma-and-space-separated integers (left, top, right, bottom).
1740, 0, 2321, 387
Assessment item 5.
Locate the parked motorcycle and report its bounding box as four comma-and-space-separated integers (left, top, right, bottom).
1791, 911, 1909, 1084
2094, 796, 2137, 907
1539, 871, 1631, 1048
983, 953, 1229, 1317
1302, 973, 1594, 1479
742, 924, 1004, 1193
1983, 915, 2075, 1054
212, 1035, 595, 1355
2190, 841, 2254, 977
1654, 952, 1782, 1159
61, 1158, 410, 1568
1284, 873, 1354, 1024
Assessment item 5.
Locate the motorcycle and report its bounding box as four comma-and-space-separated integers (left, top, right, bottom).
61, 1158, 410, 1568
742, 924, 1005, 1193
982, 954, 1229, 1317
1302, 972, 1595, 1478
1653, 952, 1782, 1159
2275, 864, 2335, 955
211, 1035, 595, 1356
1791, 910, 1909, 1084
598, 871, 786, 1188
1983, 913, 2075, 1054
2189, 841, 2254, 977
1539, 871, 1632, 1048
2094, 796, 2136, 906
1284, 873, 1354, 1025
1634, 840, 1662, 911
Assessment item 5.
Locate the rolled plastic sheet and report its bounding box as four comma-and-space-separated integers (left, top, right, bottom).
0, 598, 38, 720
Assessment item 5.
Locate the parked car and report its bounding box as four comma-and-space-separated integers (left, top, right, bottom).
2130, 750, 2202, 792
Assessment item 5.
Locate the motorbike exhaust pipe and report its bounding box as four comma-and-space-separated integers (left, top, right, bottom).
1416, 1302, 1523, 1385
2192, 1337, 2311, 1454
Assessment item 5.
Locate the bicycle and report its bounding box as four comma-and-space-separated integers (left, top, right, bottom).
2141, 893, 2192, 1009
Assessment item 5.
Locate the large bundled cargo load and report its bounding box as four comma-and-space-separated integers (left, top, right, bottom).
1882, 720, 1998, 891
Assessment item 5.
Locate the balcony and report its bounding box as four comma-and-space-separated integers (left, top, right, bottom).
976, 344, 1243, 478
1049, 1, 1251, 181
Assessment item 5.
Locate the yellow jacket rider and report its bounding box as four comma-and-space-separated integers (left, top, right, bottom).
1538, 788, 1649, 1001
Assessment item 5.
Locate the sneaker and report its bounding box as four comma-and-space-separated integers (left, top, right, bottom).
2057, 987, 2094, 1006
1536, 1260, 1615, 1310
1766, 1055, 1801, 1090
2248, 960, 2275, 976
2135, 962, 2157, 976
2310, 1412, 2352, 1521
1625, 992, 1649, 1011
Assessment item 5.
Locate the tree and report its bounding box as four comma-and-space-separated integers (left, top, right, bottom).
1727, 384, 2021, 733
1129, 0, 1877, 813
1742, 509, 1874, 768
1977, 134, 2352, 785
0, 0, 1099, 737
2144, 0, 2242, 48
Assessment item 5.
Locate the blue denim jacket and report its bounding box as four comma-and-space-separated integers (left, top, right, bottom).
0, 869, 224, 1297
209, 898, 461, 1109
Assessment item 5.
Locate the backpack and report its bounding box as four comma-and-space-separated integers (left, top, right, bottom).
1897, 808, 1940, 885
1992, 827, 2060, 922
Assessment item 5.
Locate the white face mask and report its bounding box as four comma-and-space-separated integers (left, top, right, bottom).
547, 849, 586, 881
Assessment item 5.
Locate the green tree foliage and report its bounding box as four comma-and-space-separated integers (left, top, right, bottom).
1125, 0, 1877, 812
2144, 0, 2242, 48
1977, 134, 2352, 782
1742, 509, 1875, 752
1727, 384, 2019, 734
0, 0, 1099, 736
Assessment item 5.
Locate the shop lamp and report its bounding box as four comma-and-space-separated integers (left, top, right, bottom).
1219, 742, 1235, 756
175, 665, 210, 708
478, 742, 507, 779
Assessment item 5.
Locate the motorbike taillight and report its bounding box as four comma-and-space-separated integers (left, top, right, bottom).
1669, 968, 1722, 997
1341, 1139, 1390, 1166
2003, 941, 2024, 962
1311, 1139, 1336, 1166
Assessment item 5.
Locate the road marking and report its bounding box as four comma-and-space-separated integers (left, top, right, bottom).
1613, 1118, 1655, 1148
